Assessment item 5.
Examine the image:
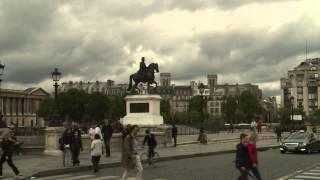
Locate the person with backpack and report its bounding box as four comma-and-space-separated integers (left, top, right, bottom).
91, 134, 104, 172
235, 133, 251, 180
143, 129, 157, 165
0, 130, 23, 179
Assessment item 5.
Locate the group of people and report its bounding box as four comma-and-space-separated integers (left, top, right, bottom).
250, 120, 263, 134
236, 133, 261, 180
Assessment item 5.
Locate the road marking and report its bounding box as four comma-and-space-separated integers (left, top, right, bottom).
86, 176, 120, 180
310, 170, 320, 172
295, 175, 320, 179
58, 174, 96, 180
304, 172, 320, 175
39, 174, 72, 180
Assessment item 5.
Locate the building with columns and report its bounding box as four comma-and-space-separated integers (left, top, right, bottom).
0, 88, 49, 127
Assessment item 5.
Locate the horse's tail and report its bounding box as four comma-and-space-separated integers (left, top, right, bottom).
127, 75, 133, 91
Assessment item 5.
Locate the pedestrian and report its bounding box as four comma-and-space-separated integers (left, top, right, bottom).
0, 130, 23, 178
256, 121, 262, 134
102, 121, 113, 157
248, 134, 262, 180
71, 129, 83, 166
88, 124, 96, 141
95, 124, 103, 142
143, 129, 157, 165
250, 120, 257, 133
121, 125, 143, 180
235, 133, 251, 180
122, 124, 132, 143
62, 128, 73, 167
172, 124, 178, 147
91, 134, 104, 173
11, 131, 23, 156
275, 127, 282, 143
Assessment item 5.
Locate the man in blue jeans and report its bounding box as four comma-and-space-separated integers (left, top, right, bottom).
142, 129, 157, 165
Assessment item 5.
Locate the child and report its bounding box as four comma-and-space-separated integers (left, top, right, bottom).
143, 129, 157, 165
235, 133, 251, 180
91, 134, 104, 172
248, 134, 261, 180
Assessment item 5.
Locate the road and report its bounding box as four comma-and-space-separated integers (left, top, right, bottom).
31, 149, 320, 180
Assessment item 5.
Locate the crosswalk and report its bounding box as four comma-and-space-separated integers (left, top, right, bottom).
27, 174, 168, 180
279, 163, 320, 180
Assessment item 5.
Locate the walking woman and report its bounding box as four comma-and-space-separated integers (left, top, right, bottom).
248, 134, 262, 180
91, 134, 104, 172
0, 130, 23, 178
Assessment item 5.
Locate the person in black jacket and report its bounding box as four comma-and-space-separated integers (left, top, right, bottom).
71, 129, 82, 166
0, 130, 22, 178
172, 124, 178, 147
235, 133, 251, 180
143, 129, 157, 165
62, 128, 73, 167
102, 121, 113, 157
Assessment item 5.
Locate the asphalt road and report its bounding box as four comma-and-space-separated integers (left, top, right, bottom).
36, 149, 320, 180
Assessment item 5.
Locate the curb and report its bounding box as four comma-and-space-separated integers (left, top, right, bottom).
29, 145, 280, 179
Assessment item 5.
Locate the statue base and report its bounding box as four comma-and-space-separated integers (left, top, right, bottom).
43, 127, 64, 156
121, 94, 164, 125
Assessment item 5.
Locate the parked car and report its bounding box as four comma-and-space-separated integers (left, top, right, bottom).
280, 131, 320, 154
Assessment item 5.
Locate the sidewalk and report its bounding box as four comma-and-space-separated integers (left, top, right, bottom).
2, 132, 281, 178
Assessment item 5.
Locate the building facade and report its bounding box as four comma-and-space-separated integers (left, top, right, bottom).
0, 88, 49, 127
59, 80, 128, 96
281, 58, 320, 115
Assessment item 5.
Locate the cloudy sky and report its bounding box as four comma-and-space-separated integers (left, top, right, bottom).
0, 0, 320, 97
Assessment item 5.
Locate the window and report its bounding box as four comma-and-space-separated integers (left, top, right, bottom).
297, 87, 303, 94
297, 94, 303, 100
308, 94, 317, 100
297, 81, 303, 86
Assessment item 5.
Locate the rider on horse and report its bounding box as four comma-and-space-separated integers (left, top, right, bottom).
139, 57, 147, 81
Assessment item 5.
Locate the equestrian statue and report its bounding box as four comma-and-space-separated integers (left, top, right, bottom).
127, 57, 159, 92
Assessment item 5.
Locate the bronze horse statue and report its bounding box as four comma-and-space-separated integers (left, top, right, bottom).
127, 63, 159, 92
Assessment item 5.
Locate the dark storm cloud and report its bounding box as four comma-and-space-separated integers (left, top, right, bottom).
163, 18, 320, 85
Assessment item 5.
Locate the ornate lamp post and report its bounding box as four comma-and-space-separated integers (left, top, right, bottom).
290, 96, 294, 121
49, 68, 62, 127
198, 82, 205, 127
0, 63, 5, 127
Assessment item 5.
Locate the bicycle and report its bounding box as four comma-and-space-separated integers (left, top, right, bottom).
140, 147, 160, 168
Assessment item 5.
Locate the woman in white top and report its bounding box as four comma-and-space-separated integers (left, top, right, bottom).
91, 134, 104, 172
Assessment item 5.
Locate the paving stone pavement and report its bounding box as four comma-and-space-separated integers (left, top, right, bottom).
0, 132, 281, 178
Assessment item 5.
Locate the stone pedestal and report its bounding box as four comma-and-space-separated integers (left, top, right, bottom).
43, 127, 64, 156
121, 95, 164, 125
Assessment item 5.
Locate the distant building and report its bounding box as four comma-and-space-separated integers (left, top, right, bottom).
262, 96, 278, 122
281, 58, 320, 115
0, 88, 49, 127
59, 80, 128, 96
171, 85, 192, 114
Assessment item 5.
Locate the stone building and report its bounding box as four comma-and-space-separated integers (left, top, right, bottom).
281, 58, 320, 115
171, 85, 192, 114
262, 96, 278, 122
0, 88, 49, 127
59, 80, 128, 96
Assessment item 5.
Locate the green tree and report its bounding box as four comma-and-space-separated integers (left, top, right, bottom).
189, 96, 207, 113
58, 89, 89, 122
235, 109, 246, 123
308, 109, 320, 125
221, 96, 237, 123
86, 92, 109, 122
37, 97, 54, 120
107, 95, 126, 120
237, 91, 262, 122
160, 100, 171, 123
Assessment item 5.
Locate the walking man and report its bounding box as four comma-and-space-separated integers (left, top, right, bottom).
235, 133, 251, 180
122, 125, 143, 180
102, 121, 113, 157
143, 129, 157, 165
172, 124, 178, 147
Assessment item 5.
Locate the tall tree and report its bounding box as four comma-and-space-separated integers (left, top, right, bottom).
237, 91, 262, 122
86, 92, 109, 122
160, 100, 171, 123
107, 95, 126, 120
189, 95, 207, 113
221, 96, 237, 123
58, 89, 88, 122
37, 97, 54, 120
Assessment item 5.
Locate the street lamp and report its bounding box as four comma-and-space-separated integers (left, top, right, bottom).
290, 96, 294, 121
198, 82, 205, 127
0, 62, 5, 128
49, 68, 62, 127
